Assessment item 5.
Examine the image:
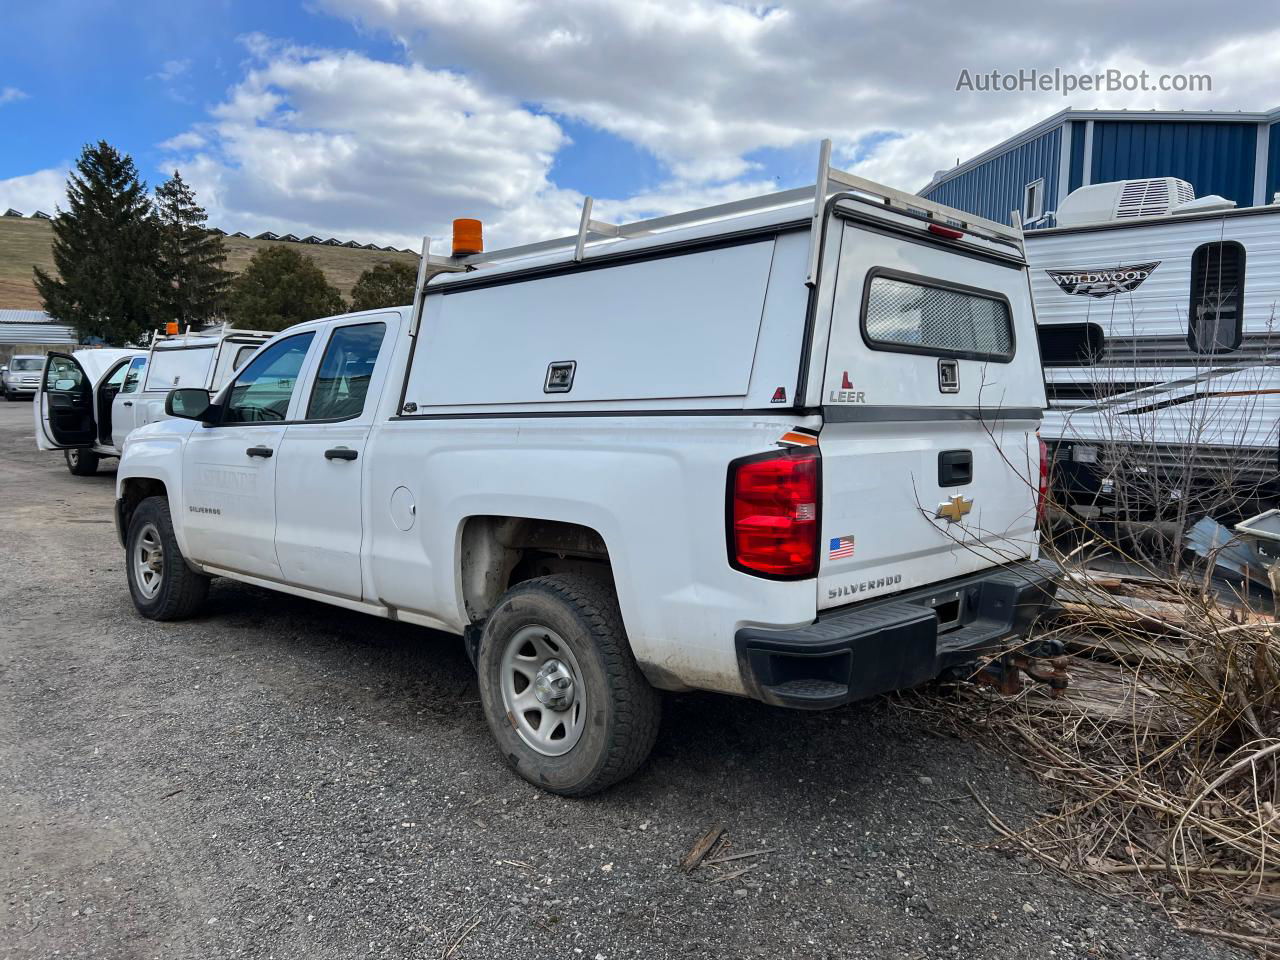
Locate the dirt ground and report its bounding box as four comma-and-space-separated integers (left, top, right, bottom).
0, 401, 1246, 960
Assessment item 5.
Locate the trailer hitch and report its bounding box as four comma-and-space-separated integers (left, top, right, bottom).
974, 639, 1070, 698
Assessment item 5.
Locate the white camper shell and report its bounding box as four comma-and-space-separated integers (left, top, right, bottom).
114, 144, 1056, 794
36, 328, 271, 475
1026, 179, 1280, 518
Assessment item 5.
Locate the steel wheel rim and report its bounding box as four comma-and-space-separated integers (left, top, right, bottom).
133, 522, 164, 599
499, 624, 587, 757
67, 450, 78, 468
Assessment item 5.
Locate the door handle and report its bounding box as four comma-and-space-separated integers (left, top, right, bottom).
324, 447, 358, 461
122, 400, 133, 407
246, 445, 274, 459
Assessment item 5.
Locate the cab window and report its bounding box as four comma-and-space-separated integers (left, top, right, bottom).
104, 359, 131, 390
222, 333, 315, 424
121, 356, 147, 394
305, 322, 387, 420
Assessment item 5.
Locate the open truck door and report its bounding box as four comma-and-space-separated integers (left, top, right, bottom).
35, 353, 96, 450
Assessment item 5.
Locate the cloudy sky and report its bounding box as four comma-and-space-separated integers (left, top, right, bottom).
2, 0, 1278, 251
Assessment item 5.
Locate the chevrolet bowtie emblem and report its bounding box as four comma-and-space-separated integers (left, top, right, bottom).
935, 494, 973, 523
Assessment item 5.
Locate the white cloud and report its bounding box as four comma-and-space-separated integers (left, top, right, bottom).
161, 37, 583, 250
134, 1, 1280, 252
0, 167, 65, 215
0, 86, 28, 106
153, 59, 191, 83
320, 0, 1280, 192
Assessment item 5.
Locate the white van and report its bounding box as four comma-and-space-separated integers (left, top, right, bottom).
36, 328, 271, 475
112, 143, 1056, 794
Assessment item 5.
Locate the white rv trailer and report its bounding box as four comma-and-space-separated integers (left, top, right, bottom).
1024, 179, 1280, 519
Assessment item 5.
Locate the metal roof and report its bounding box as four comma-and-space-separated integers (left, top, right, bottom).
1, 309, 59, 324
0, 310, 77, 344
920, 105, 1280, 194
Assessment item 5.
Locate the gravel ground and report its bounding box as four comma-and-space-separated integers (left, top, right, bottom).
0, 401, 1246, 960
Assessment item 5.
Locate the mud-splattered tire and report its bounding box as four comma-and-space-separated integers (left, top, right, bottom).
65, 448, 99, 476
477, 574, 661, 796
126, 496, 209, 621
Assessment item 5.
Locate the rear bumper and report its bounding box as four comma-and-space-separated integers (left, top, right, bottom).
735, 559, 1059, 709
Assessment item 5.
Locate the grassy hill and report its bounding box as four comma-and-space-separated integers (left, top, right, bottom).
0, 216, 418, 311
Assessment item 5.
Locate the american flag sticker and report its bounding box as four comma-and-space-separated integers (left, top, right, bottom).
829, 535, 856, 560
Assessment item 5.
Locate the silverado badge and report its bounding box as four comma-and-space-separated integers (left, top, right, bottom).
935, 495, 973, 523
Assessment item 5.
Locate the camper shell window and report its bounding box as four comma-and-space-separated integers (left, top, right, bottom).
1188, 241, 1245, 354
860, 268, 1015, 362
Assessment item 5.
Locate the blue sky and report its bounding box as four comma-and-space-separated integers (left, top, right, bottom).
2, 0, 1275, 249
2, 0, 400, 187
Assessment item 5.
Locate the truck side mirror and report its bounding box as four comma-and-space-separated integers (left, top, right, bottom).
166, 388, 216, 423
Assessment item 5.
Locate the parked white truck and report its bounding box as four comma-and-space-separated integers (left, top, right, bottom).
109, 145, 1056, 794
37, 327, 271, 475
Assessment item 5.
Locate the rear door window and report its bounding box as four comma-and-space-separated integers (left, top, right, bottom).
121, 356, 147, 394
305, 322, 387, 421
861, 268, 1014, 362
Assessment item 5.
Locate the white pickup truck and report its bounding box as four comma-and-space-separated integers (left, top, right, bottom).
37, 328, 271, 475
114, 147, 1057, 795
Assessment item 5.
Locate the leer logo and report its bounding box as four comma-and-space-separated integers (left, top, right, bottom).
829, 370, 865, 404
1045, 261, 1160, 298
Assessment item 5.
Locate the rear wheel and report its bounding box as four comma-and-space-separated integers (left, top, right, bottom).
126, 496, 209, 621
476, 574, 661, 796
64, 448, 99, 476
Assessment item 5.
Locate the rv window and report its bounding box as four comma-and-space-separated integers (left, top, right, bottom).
1037, 323, 1104, 366
1022, 178, 1044, 223
861, 270, 1014, 362
1188, 241, 1244, 354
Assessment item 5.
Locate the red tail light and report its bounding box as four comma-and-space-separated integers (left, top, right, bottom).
728, 449, 820, 578
1036, 434, 1049, 524
928, 223, 965, 240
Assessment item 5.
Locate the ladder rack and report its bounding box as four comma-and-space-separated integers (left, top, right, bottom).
407, 139, 1025, 332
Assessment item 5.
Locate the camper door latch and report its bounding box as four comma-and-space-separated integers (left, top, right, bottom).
938, 359, 960, 394
544, 361, 577, 394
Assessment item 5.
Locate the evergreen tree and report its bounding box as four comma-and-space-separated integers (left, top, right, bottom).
349, 260, 417, 312
34, 141, 161, 345
227, 245, 346, 332
155, 171, 231, 329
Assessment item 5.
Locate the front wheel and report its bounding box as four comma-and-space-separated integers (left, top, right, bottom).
476, 574, 661, 796
125, 496, 210, 621
64, 448, 99, 476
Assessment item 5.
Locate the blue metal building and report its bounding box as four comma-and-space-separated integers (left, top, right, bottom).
920, 107, 1280, 227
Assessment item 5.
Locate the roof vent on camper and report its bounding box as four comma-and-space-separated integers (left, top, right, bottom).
1055, 177, 1195, 227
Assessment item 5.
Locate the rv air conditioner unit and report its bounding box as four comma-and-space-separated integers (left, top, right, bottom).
1055, 177, 1195, 227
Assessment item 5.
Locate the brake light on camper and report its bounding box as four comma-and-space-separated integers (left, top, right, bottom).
728, 449, 820, 578
928, 223, 965, 240
1036, 435, 1049, 523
